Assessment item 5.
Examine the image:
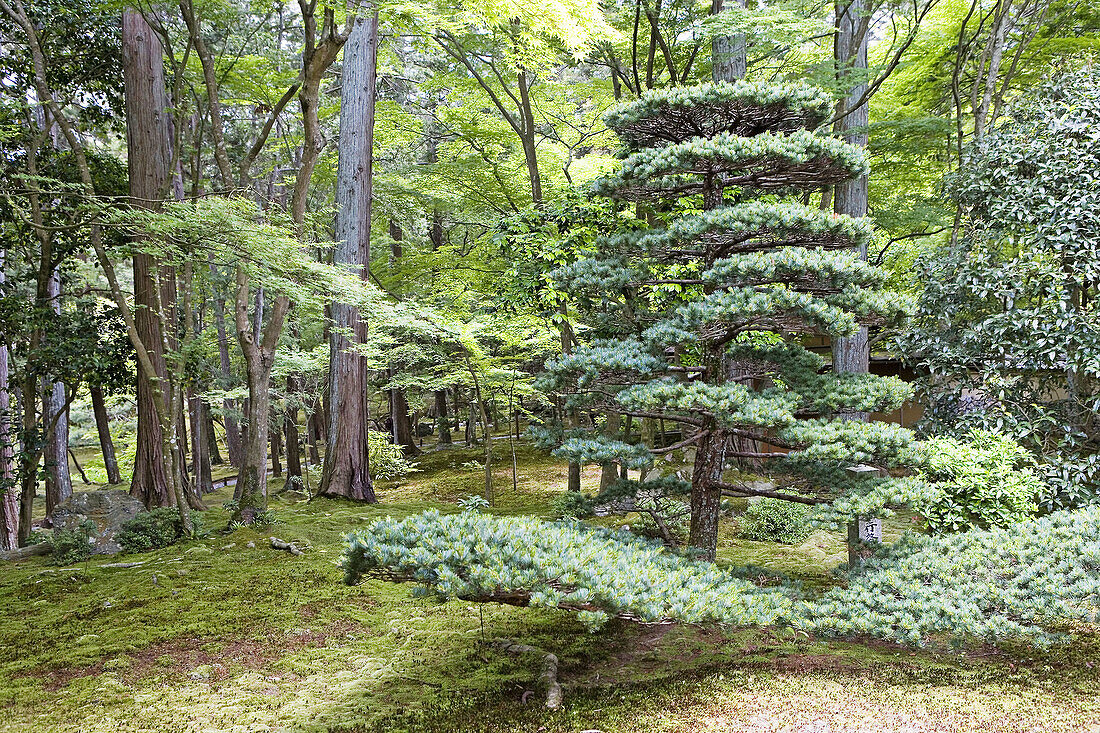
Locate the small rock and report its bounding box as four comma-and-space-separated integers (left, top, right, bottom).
220, 543, 236, 550
189, 665, 212, 681
246, 541, 256, 548
184, 546, 213, 556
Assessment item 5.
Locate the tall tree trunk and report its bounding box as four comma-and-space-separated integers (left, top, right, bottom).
271, 414, 283, 477
434, 389, 451, 444
212, 289, 243, 465
560, 311, 582, 492
687, 426, 731, 559
390, 383, 420, 457
319, 7, 378, 502
89, 384, 121, 484
307, 402, 322, 463
123, 10, 176, 508
43, 269, 71, 516
831, 0, 870, 380
285, 375, 303, 489
0, 250, 17, 550
205, 403, 224, 465
189, 390, 213, 494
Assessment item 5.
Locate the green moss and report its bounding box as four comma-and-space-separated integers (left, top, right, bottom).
1, 441, 1097, 732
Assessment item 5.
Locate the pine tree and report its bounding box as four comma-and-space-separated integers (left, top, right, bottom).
537, 81, 923, 560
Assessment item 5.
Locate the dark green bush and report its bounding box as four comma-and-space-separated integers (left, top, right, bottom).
551, 491, 597, 518
117, 508, 200, 553
738, 498, 812, 544
51, 520, 96, 565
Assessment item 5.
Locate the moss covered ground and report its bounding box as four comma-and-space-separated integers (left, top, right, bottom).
3, 442, 1099, 732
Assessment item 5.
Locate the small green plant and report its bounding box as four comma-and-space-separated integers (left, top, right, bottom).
551, 491, 596, 518
457, 495, 490, 512
916, 429, 1041, 533
368, 430, 417, 481
738, 498, 812, 544
50, 520, 96, 565
117, 508, 202, 553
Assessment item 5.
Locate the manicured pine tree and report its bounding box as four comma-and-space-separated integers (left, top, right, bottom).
539, 81, 921, 560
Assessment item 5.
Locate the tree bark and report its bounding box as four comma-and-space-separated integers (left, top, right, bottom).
831, 0, 870, 381
390, 382, 420, 457
271, 413, 283, 477
42, 269, 72, 516
434, 389, 451, 444
284, 375, 303, 488
89, 384, 121, 484
189, 390, 213, 494
319, 7, 378, 502
123, 9, 176, 508
212, 288, 243, 465
205, 403, 224, 465
688, 427, 730, 560
0, 250, 16, 550
710, 0, 747, 82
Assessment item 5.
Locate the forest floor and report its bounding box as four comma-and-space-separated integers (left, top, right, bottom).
3, 442, 1099, 733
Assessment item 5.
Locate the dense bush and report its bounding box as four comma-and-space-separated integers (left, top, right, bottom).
915, 430, 1040, 533
342, 510, 801, 631
815, 506, 1100, 646
343, 508, 1100, 646
369, 430, 417, 481
738, 498, 812, 544
117, 508, 201, 553
51, 520, 97, 565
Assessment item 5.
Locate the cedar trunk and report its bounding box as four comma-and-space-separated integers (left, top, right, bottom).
0, 250, 16, 550
318, 9, 378, 502
123, 10, 176, 508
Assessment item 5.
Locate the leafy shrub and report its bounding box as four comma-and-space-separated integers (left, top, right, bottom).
117, 508, 201, 553
368, 430, 417, 481
738, 498, 811, 544
1040, 453, 1100, 512
915, 429, 1040, 533
551, 491, 596, 518
51, 520, 96, 565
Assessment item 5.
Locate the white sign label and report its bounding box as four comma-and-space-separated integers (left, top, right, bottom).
858, 517, 882, 543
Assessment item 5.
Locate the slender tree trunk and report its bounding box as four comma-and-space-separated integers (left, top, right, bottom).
89, 384, 121, 484
0, 250, 17, 550
43, 270, 72, 516
600, 412, 621, 491
435, 389, 451, 444
205, 403, 224, 465
517, 69, 542, 205
212, 289, 243, 465
271, 415, 283, 477
319, 8, 378, 502
307, 403, 322, 463
123, 10, 176, 508
285, 376, 303, 488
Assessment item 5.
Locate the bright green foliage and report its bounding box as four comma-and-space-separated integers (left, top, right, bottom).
915, 430, 1041, 533
369, 430, 419, 482
739, 498, 811, 544
901, 68, 1100, 510
341, 510, 801, 631
815, 506, 1100, 647
50, 520, 96, 565
117, 508, 202, 554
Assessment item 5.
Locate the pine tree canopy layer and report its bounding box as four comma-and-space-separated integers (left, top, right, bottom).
592, 130, 869, 201
605, 81, 834, 151
342, 508, 1100, 646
